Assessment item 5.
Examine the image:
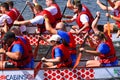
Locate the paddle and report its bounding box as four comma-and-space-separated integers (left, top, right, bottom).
73, 30, 90, 69
62, 5, 67, 18
33, 36, 41, 59
34, 46, 52, 78
106, 0, 111, 37
16, 1, 28, 20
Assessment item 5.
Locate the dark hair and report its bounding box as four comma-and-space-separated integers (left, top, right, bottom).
72, 0, 81, 5
94, 32, 107, 40
97, 25, 104, 32
73, 1, 82, 11
3, 31, 16, 43
61, 39, 69, 47
1, 2, 9, 10
6, 0, 14, 8
52, 0, 56, 3
34, 4, 43, 11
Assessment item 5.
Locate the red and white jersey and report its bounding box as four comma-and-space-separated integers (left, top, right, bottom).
0, 14, 12, 26
30, 15, 44, 25
45, 3, 62, 22
11, 8, 24, 21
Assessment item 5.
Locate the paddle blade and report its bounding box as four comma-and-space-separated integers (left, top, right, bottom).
73, 53, 82, 69
34, 62, 42, 78
33, 38, 40, 59
33, 44, 39, 59
107, 22, 111, 37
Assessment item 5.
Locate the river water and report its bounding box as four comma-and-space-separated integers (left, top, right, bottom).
0, 0, 114, 24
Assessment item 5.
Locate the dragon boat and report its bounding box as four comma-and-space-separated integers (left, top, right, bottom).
0, 26, 120, 80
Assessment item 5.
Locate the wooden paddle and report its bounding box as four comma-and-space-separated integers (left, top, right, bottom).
106, 0, 111, 37
16, 0, 28, 20
33, 36, 41, 59
73, 30, 90, 69
34, 46, 52, 78
62, 5, 67, 17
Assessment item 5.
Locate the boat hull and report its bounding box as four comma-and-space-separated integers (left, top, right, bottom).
35, 66, 120, 80
0, 69, 34, 80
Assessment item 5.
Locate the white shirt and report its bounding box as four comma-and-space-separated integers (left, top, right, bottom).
45, 6, 58, 16
0, 14, 12, 25
80, 14, 89, 24
30, 15, 44, 25
73, 13, 89, 24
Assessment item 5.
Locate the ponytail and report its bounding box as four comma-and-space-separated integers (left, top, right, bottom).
61, 39, 69, 47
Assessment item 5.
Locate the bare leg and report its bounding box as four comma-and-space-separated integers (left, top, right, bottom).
47, 65, 57, 68
116, 29, 120, 38
86, 60, 101, 67
42, 62, 54, 68
0, 61, 7, 69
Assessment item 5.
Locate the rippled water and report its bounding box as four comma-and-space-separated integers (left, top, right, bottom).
0, 0, 114, 24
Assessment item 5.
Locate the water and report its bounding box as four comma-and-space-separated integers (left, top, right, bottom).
0, 0, 114, 25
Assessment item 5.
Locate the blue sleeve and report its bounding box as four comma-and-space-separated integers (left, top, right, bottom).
17, 36, 26, 44
11, 44, 24, 54
97, 43, 110, 54
54, 48, 63, 58
57, 30, 70, 43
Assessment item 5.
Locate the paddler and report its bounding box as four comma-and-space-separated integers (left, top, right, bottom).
14, 4, 56, 33
0, 31, 33, 69
62, 0, 94, 34
41, 34, 72, 68
79, 12, 118, 67
97, 0, 120, 38
44, 14, 77, 67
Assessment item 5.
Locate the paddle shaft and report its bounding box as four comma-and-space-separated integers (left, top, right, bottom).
34, 46, 52, 77
106, 0, 111, 36
73, 29, 91, 69
33, 37, 41, 59
62, 5, 67, 17
34, 21, 44, 58
16, 3, 28, 20
34, 26, 52, 77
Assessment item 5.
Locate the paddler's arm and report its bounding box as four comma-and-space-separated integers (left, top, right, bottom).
6, 52, 22, 60
91, 12, 100, 33
0, 48, 22, 60
2, 19, 9, 33
14, 20, 31, 25
62, 17, 76, 23
62, 13, 76, 23
107, 13, 120, 22
67, 0, 74, 10
76, 22, 89, 34
14, 15, 44, 25
41, 57, 61, 63
26, 1, 34, 13
44, 14, 57, 34
108, 0, 115, 8
96, 0, 113, 11
79, 48, 100, 56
